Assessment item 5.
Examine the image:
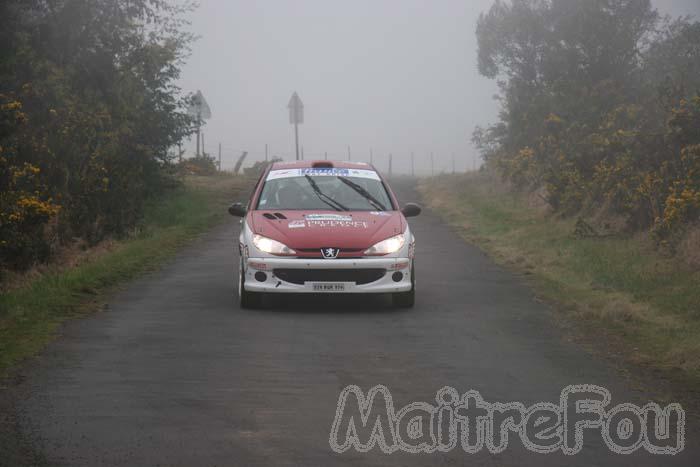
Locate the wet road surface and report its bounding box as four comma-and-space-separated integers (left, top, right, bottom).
10, 180, 698, 466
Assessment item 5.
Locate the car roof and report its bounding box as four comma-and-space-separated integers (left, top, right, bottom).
270, 160, 377, 171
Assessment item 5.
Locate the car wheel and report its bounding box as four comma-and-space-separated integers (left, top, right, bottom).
392, 262, 415, 308
239, 258, 262, 309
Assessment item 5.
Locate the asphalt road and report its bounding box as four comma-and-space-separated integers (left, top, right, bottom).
7, 180, 699, 466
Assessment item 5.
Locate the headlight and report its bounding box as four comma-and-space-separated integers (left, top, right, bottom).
364, 233, 406, 255
252, 234, 296, 255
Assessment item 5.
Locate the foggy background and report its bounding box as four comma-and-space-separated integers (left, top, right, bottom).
179, 0, 700, 175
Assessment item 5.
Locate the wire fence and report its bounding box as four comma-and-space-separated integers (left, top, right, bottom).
185, 142, 480, 176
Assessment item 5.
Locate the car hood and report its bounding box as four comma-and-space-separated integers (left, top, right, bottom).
250, 210, 404, 250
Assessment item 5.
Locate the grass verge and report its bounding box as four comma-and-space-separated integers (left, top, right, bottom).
419, 172, 700, 389
0, 174, 251, 375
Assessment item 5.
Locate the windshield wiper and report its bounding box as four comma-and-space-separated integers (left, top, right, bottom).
337, 176, 387, 211
304, 175, 349, 211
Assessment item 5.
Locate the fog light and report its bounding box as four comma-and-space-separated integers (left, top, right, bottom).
389, 261, 410, 270
254, 271, 267, 282
249, 261, 268, 270
392, 271, 403, 282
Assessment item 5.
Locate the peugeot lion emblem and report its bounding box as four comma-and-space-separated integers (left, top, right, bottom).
321, 247, 340, 259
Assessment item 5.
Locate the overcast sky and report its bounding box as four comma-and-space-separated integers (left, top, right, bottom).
179, 0, 700, 175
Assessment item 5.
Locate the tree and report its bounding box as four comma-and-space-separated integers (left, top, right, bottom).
474, 0, 700, 235
0, 0, 196, 270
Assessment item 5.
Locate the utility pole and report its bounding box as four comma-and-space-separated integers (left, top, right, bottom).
411, 152, 415, 177
294, 123, 300, 160
201, 132, 206, 156
347, 145, 351, 161
265, 143, 268, 162
195, 121, 200, 157
431, 152, 435, 176
218, 143, 222, 171
388, 153, 393, 177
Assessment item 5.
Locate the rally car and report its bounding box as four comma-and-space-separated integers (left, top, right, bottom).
228, 160, 421, 308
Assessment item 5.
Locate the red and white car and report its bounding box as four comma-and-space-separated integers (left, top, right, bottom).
228, 160, 421, 308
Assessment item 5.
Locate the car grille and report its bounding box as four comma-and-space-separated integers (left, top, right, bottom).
273, 269, 386, 285
295, 248, 364, 259
297, 248, 364, 253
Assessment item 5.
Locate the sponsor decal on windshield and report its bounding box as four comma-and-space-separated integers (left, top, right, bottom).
302, 168, 351, 177
266, 168, 381, 181
265, 169, 297, 180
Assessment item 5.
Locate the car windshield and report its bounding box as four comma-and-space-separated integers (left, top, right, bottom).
257, 168, 394, 211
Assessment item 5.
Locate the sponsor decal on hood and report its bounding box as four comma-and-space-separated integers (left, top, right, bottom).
304, 213, 368, 229
286, 216, 368, 229
307, 220, 369, 229
304, 214, 353, 222
251, 210, 404, 250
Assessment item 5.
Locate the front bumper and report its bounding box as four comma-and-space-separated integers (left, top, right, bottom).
243, 257, 413, 294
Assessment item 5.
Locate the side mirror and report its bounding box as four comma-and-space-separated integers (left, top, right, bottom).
228, 202, 247, 217
401, 203, 422, 218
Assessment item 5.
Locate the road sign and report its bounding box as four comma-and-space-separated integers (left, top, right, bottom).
188, 90, 211, 157
288, 92, 304, 160
188, 90, 211, 120
288, 92, 304, 125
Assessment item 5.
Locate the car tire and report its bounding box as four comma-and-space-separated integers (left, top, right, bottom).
392, 262, 415, 308
239, 258, 262, 309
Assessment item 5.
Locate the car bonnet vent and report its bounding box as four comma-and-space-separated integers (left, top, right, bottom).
263, 213, 277, 220
274, 213, 287, 219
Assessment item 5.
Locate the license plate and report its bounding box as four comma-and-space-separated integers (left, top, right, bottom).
310, 282, 346, 292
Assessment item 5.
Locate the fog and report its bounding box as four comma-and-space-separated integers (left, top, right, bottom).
179, 0, 700, 175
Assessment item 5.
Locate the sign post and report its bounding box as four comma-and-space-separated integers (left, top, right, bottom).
288, 92, 304, 161
187, 90, 212, 157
